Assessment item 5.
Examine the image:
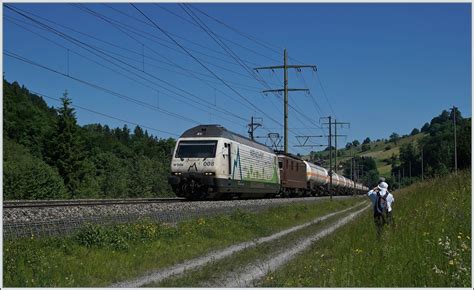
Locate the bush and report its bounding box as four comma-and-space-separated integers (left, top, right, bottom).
3, 139, 67, 199
385, 145, 392, 151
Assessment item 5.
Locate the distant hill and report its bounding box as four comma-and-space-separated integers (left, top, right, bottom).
302, 110, 471, 189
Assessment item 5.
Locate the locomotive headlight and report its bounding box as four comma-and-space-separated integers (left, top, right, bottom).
204, 172, 215, 176
173, 172, 182, 176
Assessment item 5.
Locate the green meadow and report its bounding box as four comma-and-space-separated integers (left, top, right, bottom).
261, 171, 471, 287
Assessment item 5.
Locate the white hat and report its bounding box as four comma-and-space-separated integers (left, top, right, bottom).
378, 181, 388, 193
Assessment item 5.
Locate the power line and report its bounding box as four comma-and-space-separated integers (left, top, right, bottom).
179, 4, 314, 140
5, 4, 252, 125
189, 4, 284, 57
131, 3, 284, 129
4, 50, 200, 125
104, 3, 265, 67
313, 70, 337, 119
74, 3, 263, 70
156, 4, 282, 63
31, 90, 179, 137
7, 5, 269, 89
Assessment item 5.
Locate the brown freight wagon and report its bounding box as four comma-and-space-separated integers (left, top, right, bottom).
278, 154, 308, 197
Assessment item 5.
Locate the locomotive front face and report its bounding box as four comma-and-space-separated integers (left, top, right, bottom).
168, 138, 222, 199
171, 139, 219, 175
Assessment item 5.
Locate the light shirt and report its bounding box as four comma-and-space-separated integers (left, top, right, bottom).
368, 189, 395, 212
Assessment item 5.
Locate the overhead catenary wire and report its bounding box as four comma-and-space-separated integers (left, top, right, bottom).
130, 3, 285, 129
5, 4, 252, 126
103, 3, 264, 67
31, 90, 179, 137
156, 4, 282, 64
180, 4, 314, 138
182, 4, 332, 137
189, 4, 284, 57
4, 50, 200, 125
5, 18, 247, 127
6, 14, 262, 93
8, 5, 269, 90
63, 5, 267, 115
74, 3, 262, 70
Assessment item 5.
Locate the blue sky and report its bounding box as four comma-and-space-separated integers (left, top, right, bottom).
3, 3, 471, 155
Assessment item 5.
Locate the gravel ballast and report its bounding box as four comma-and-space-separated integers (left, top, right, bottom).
3, 196, 351, 238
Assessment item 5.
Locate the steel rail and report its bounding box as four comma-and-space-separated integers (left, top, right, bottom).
3, 197, 185, 208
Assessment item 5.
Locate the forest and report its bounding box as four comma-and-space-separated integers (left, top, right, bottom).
4, 79, 175, 199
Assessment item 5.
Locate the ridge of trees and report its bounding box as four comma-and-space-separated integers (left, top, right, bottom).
3, 79, 175, 200
307, 108, 471, 189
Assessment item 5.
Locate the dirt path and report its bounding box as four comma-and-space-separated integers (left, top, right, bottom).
110, 201, 367, 287
209, 203, 371, 287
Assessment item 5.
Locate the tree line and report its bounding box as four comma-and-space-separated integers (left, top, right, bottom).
4, 80, 175, 200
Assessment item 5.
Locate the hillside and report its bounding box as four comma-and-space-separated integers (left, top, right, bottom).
304, 109, 471, 189
304, 133, 426, 177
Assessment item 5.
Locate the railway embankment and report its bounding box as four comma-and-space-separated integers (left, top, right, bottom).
3, 196, 363, 287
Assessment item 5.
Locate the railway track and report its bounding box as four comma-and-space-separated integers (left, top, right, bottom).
3, 197, 186, 208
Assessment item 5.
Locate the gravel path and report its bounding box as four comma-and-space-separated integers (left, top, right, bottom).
110, 201, 367, 288
214, 203, 371, 287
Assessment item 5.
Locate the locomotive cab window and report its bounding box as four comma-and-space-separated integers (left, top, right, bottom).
176, 140, 217, 158
278, 161, 283, 169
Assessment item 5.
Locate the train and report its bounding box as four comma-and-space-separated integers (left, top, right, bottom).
168, 125, 368, 199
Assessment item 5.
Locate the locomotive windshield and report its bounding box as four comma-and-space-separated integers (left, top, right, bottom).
175, 140, 217, 158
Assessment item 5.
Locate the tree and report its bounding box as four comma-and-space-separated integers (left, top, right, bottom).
4, 139, 67, 199
430, 110, 450, 126
389, 132, 400, 144
361, 143, 371, 151
363, 137, 371, 144
352, 140, 360, 147
421, 122, 430, 133
410, 128, 420, 136
48, 91, 84, 197
345, 142, 352, 150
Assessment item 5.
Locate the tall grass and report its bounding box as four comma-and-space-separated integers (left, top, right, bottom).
261, 171, 471, 287
3, 197, 361, 287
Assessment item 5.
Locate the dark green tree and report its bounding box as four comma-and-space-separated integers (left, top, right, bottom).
4, 139, 67, 199
421, 122, 430, 133
363, 137, 371, 144
410, 128, 420, 135
48, 91, 84, 197
389, 132, 400, 144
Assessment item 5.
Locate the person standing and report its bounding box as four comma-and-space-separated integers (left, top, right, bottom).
368, 181, 394, 237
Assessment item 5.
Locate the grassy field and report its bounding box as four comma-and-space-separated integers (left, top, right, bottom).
260, 171, 471, 287
3, 197, 363, 287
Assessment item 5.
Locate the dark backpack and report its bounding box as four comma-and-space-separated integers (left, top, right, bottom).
374, 191, 388, 215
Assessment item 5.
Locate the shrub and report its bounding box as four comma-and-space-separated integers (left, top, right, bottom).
3, 139, 67, 199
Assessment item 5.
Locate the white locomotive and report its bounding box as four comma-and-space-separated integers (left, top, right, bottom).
168, 125, 368, 199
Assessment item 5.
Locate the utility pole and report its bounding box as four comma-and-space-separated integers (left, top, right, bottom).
248, 116, 262, 141
452, 106, 458, 173
421, 147, 424, 181
333, 119, 350, 173
409, 160, 412, 179
255, 49, 316, 154
328, 116, 332, 200
398, 169, 401, 190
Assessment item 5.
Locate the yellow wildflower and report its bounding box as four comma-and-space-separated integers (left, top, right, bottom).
448, 260, 454, 266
